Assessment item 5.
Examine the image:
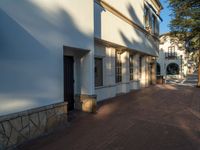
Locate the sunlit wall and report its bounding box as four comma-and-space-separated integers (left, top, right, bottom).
0, 0, 94, 115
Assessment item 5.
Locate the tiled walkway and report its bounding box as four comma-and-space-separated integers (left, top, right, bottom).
20, 84, 200, 150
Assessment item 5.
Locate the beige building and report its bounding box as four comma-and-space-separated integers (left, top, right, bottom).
0, 0, 163, 148
94, 0, 163, 100
158, 33, 188, 79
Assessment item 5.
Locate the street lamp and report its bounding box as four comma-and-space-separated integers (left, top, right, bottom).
180, 55, 183, 78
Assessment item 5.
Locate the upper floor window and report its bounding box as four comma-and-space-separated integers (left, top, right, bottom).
144, 6, 150, 29
155, 19, 159, 36
165, 46, 177, 59
152, 15, 159, 36
168, 46, 175, 55
144, 5, 160, 36
152, 15, 156, 34
115, 51, 122, 83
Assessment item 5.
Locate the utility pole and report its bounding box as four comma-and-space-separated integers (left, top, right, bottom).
180, 55, 183, 79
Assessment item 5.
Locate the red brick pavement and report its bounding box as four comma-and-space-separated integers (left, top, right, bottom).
19, 84, 200, 150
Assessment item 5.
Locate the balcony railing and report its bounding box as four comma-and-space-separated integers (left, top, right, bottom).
165, 52, 178, 59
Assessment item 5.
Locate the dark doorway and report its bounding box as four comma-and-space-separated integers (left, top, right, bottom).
167, 63, 179, 75
64, 56, 74, 111
157, 63, 161, 75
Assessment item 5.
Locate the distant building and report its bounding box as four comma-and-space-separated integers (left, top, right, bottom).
187, 51, 199, 74
0, 0, 163, 148
157, 33, 188, 79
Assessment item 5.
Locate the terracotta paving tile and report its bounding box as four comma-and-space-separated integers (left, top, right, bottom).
19, 84, 200, 150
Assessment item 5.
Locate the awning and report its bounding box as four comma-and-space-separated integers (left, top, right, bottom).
145, 1, 163, 22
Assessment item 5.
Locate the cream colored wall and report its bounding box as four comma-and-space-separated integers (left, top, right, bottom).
0, 0, 94, 51
104, 0, 161, 25
94, 3, 158, 56
160, 36, 185, 57
94, 44, 117, 101
0, 0, 94, 115
104, 0, 144, 26
94, 43, 141, 101
0, 0, 159, 115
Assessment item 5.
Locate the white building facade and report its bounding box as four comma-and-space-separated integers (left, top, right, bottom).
0, 0, 162, 148
94, 0, 162, 101
157, 34, 188, 79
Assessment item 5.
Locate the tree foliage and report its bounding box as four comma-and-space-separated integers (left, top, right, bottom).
169, 0, 200, 52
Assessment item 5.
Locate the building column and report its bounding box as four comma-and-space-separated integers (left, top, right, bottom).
80, 51, 94, 95
122, 51, 129, 83
75, 51, 96, 113
151, 59, 157, 85
145, 57, 149, 87
141, 56, 147, 88
121, 51, 130, 93
105, 47, 116, 86
146, 56, 151, 87
133, 53, 140, 89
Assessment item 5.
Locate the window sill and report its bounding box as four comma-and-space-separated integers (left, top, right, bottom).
95, 80, 141, 90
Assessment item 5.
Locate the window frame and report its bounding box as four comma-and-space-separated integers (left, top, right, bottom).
144, 6, 150, 28
168, 46, 175, 56
152, 15, 156, 34
115, 51, 122, 83
165, 46, 176, 59
95, 57, 103, 87
129, 54, 134, 81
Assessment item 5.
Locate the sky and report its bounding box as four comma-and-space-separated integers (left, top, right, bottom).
160, 0, 172, 34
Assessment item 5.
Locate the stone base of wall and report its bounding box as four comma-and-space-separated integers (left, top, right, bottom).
74, 94, 97, 113
0, 102, 68, 150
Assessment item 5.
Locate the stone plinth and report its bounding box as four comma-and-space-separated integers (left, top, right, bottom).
75, 95, 97, 113
0, 102, 68, 150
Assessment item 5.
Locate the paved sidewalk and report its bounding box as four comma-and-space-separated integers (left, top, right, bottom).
183, 73, 198, 87
19, 84, 200, 150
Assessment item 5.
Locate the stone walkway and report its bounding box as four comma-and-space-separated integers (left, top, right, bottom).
183, 73, 198, 87
19, 84, 200, 150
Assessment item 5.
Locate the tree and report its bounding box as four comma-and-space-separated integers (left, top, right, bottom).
168, 0, 200, 87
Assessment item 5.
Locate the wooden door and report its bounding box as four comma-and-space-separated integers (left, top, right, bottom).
64, 56, 74, 111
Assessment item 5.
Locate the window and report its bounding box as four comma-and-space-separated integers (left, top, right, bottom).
95, 58, 103, 87
155, 19, 159, 35
144, 5, 160, 35
165, 46, 177, 59
168, 46, 175, 54
115, 51, 122, 83
152, 15, 156, 34
144, 6, 150, 28
152, 15, 159, 36
129, 54, 134, 80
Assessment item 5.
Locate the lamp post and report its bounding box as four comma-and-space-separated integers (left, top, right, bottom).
180, 55, 183, 78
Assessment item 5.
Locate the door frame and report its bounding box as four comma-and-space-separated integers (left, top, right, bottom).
63, 55, 75, 111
